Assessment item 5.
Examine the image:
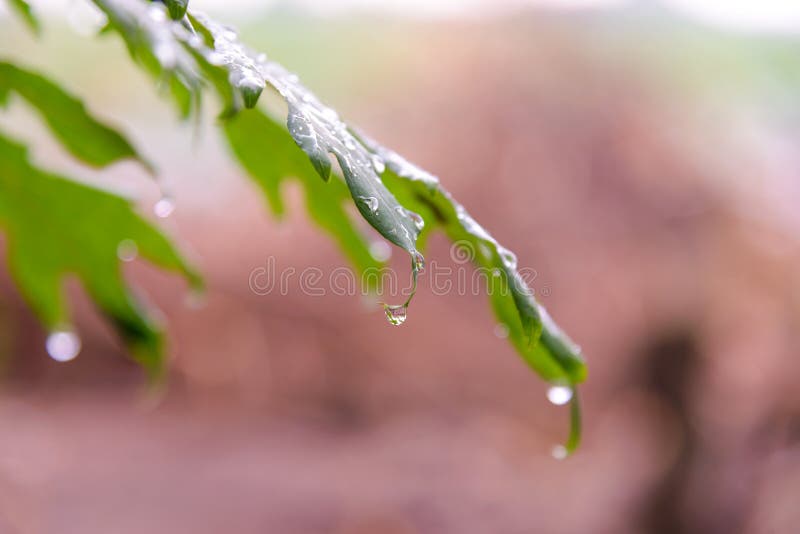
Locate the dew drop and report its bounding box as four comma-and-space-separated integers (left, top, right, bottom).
154, 196, 176, 218
494, 323, 509, 339
546, 385, 573, 406
358, 196, 379, 214
256, 53, 267, 63
383, 304, 407, 326
46, 330, 81, 362
408, 211, 425, 231
412, 250, 425, 273
237, 75, 264, 108
498, 246, 518, 270
369, 240, 392, 262
371, 154, 386, 174
344, 138, 357, 150
117, 239, 138, 262
551, 445, 568, 460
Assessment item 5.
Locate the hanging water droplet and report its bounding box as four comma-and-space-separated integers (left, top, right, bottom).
551, 445, 568, 460
384, 304, 407, 326
369, 240, 392, 262
154, 196, 175, 218
492, 268, 502, 278
358, 196, 379, 214
117, 239, 138, 262
371, 154, 386, 174
46, 330, 81, 362
237, 74, 264, 108
546, 385, 573, 406
494, 323, 509, 339
412, 250, 425, 273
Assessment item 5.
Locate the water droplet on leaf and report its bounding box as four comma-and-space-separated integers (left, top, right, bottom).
408, 211, 425, 231
46, 330, 81, 362
371, 154, 386, 174
358, 196, 379, 214
117, 239, 138, 262
547, 385, 573, 406
498, 246, 518, 270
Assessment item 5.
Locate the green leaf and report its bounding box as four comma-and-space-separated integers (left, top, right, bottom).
91, 0, 207, 117
0, 61, 151, 171
190, 13, 425, 309
224, 108, 379, 278
0, 130, 200, 379
6, 0, 40, 36
88, 0, 587, 450
374, 142, 586, 452
371, 142, 586, 382
161, 0, 188, 20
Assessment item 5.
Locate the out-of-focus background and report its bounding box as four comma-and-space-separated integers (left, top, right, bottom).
2, 0, 800, 532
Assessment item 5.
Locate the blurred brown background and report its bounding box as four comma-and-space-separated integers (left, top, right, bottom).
1, 1, 800, 533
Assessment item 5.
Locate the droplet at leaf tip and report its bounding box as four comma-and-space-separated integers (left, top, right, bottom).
383, 303, 407, 326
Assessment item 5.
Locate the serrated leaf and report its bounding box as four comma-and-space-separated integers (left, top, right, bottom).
371, 142, 586, 381
0, 61, 151, 171
86, 0, 586, 450
92, 0, 207, 117
189, 13, 425, 303
0, 130, 200, 379
374, 143, 586, 452
6, 0, 40, 36
224, 109, 379, 277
